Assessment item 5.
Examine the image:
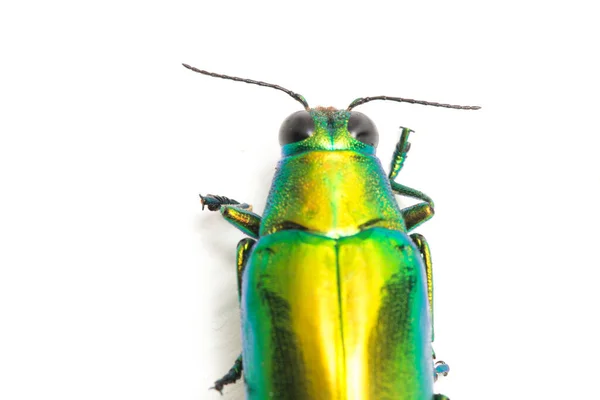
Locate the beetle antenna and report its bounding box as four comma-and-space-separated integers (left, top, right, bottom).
347, 96, 481, 111
182, 64, 310, 110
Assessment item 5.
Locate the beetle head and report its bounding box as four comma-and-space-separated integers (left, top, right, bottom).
279, 107, 379, 157
182, 65, 480, 157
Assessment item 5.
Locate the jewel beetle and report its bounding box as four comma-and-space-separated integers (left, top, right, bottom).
183, 63, 480, 400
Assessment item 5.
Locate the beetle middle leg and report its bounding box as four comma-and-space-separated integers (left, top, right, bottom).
411, 232, 450, 380
410, 233, 434, 342
210, 238, 256, 394
213, 237, 256, 393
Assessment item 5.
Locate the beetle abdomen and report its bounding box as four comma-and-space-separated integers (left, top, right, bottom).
241, 228, 432, 400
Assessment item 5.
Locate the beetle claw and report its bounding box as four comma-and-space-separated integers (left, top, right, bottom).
209, 383, 224, 395
199, 194, 242, 212
199, 194, 219, 211
434, 360, 450, 382
210, 355, 243, 394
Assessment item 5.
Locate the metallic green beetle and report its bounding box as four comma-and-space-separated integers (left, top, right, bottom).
184, 64, 479, 400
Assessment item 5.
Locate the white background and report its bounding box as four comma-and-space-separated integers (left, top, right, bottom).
1, 1, 598, 399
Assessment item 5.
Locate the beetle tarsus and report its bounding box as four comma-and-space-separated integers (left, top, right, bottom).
210, 355, 243, 394
199, 194, 242, 211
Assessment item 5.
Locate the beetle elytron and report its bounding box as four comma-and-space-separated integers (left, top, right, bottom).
184, 63, 479, 399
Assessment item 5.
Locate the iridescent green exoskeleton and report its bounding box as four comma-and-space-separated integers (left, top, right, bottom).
184, 64, 479, 400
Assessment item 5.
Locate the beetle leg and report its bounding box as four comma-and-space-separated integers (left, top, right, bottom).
391, 181, 434, 208
210, 239, 255, 394
388, 126, 413, 180
388, 127, 436, 231
433, 360, 450, 381
211, 354, 243, 394
201, 196, 259, 392
401, 202, 435, 232
411, 233, 451, 381
220, 206, 261, 239
388, 127, 436, 208
391, 130, 444, 372
390, 175, 435, 232
199, 194, 252, 211
199, 193, 261, 238
236, 238, 256, 300
410, 233, 435, 343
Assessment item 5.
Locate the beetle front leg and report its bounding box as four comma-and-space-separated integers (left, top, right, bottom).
221, 206, 261, 239
388, 127, 435, 231
199, 194, 251, 211
399, 198, 435, 231
391, 181, 434, 208
388, 126, 413, 180
200, 194, 262, 238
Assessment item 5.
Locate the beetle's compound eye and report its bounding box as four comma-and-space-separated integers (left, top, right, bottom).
279, 111, 315, 145
347, 112, 379, 147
